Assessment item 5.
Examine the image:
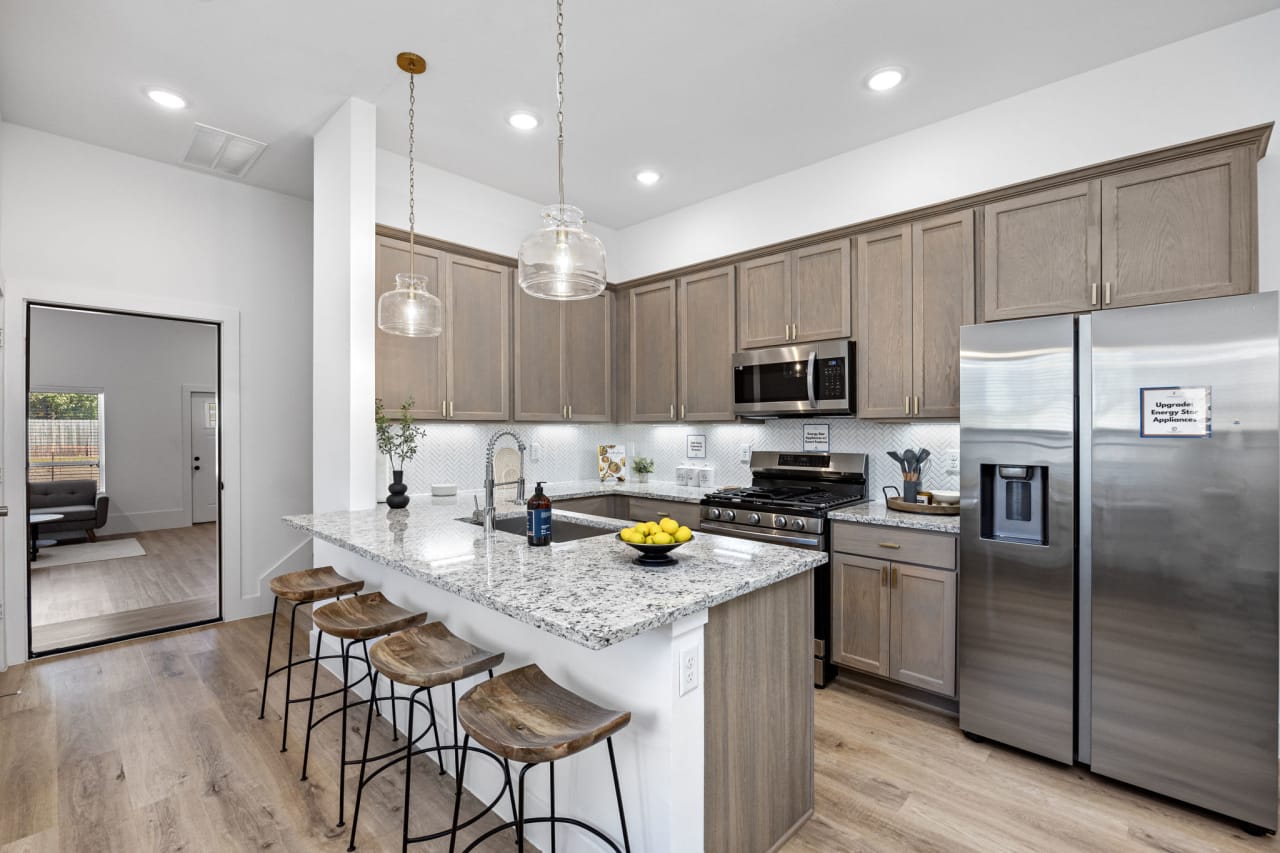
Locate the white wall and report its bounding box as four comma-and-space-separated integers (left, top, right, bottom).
0, 122, 315, 663
28, 307, 216, 535
610, 10, 1280, 286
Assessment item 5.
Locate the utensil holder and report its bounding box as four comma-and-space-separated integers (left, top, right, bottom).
903, 477, 919, 503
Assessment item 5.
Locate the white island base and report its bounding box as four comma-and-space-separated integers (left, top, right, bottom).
311, 538, 814, 853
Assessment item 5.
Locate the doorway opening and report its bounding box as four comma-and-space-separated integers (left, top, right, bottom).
26, 304, 222, 655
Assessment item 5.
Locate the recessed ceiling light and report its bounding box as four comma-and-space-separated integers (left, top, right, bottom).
146, 88, 187, 110
866, 67, 905, 92
635, 169, 661, 185
507, 111, 539, 131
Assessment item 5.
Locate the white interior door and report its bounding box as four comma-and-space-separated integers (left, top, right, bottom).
190, 392, 217, 524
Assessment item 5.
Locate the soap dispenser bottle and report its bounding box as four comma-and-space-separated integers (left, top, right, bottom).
526, 481, 552, 546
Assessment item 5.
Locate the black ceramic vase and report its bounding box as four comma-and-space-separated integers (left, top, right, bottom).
387, 469, 410, 509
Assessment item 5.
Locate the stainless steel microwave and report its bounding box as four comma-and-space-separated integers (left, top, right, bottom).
732, 340, 855, 417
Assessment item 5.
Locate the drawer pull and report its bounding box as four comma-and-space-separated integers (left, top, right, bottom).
878, 542, 902, 550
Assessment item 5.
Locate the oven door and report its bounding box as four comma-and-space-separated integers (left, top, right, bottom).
732, 340, 853, 417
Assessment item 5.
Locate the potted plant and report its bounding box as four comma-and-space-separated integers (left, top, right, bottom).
633, 456, 655, 484
375, 398, 427, 508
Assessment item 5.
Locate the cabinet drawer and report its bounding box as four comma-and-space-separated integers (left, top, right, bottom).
555, 496, 619, 518
832, 523, 955, 570
627, 497, 701, 531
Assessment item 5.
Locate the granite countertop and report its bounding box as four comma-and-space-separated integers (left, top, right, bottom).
539, 479, 711, 504
283, 482, 823, 651
828, 501, 960, 534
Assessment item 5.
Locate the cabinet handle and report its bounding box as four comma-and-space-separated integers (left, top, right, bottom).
442, 400, 447, 418
1104, 281, 1112, 305
878, 542, 901, 550
905, 396, 910, 416
562, 404, 568, 419
680, 403, 685, 419
1091, 281, 1098, 306
792, 323, 798, 340
891, 566, 899, 588
669, 404, 675, 419
881, 565, 888, 586
913, 396, 919, 416
448, 401, 454, 418
567, 404, 573, 420
784, 323, 790, 341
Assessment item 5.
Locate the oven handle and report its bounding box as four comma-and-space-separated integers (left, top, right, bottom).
700, 520, 823, 549
806, 350, 817, 408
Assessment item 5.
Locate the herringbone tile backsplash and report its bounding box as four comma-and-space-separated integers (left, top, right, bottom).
388, 419, 959, 499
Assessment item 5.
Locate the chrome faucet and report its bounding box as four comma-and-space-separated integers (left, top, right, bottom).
477, 430, 527, 533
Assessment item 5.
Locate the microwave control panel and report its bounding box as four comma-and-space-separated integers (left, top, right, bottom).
818, 358, 846, 400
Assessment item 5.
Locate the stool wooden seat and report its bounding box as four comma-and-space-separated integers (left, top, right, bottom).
370, 622, 505, 689
269, 565, 364, 602
458, 663, 630, 764
312, 591, 427, 640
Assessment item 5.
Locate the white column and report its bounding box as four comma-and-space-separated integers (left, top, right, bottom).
312, 98, 377, 514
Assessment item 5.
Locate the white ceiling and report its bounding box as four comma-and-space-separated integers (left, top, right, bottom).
3, 0, 1278, 228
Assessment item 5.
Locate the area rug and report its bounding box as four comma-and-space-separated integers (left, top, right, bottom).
34, 538, 146, 568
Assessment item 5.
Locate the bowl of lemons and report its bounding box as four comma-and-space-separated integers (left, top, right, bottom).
618, 517, 694, 566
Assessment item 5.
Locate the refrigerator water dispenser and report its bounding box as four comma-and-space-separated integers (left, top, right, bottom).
980, 464, 1049, 545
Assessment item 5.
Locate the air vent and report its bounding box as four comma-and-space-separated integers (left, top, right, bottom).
182, 123, 267, 178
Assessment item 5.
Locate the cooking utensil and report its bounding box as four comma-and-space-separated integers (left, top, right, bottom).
887, 451, 906, 473
903, 449, 918, 474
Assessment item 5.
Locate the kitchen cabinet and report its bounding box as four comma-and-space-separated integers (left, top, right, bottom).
831, 524, 957, 697
736, 239, 851, 349
678, 266, 737, 421
856, 210, 974, 419
514, 289, 612, 422
626, 497, 701, 531
982, 144, 1255, 320
375, 235, 511, 421
628, 280, 679, 422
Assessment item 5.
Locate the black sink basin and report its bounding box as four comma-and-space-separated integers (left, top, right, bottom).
460, 515, 615, 543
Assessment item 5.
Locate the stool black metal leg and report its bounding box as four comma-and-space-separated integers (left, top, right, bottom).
549, 761, 557, 853
607, 737, 631, 853
346, 670, 379, 852
403, 692, 421, 853
300, 629, 326, 781
450, 681, 460, 776
257, 596, 279, 720
280, 601, 303, 752
337, 639, 354, 827
516, 763, 535, 852
425, 687, 446, 775
447, 732, 472, 853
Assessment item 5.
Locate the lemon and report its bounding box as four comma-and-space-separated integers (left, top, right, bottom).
619, 529, 636, 543
674, 526, 693, 543
652, 532, 674, 545
659, 517, 679, 535
645, 535, 656, 544
645, 521, 661, 535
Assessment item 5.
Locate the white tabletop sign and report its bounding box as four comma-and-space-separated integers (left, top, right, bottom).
802, 423, 830, 452
686, 434, 706, 459
1140, 386, 1211, 438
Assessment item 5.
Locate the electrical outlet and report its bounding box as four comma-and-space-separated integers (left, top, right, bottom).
739, 444, 752, 464
530, 443, 542, 463
946, 448, 960, 474
678, 645, 700, 696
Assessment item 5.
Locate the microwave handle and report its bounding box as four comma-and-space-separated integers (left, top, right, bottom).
806, 350, 817, 407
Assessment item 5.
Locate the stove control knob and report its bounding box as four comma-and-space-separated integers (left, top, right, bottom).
707, 507, 721, 520
723, 510, 736, 522
747, 513, 761, 525
791, 518, 807, 531
773, 516, 788, 529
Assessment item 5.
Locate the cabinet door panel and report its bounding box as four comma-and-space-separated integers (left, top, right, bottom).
628, 497, 701, 531
913, 210, 975, 419
831, 554, 890, 675
737, 253, 791, 349
792, 239, 852, 343
629, 281, 679, 422
856, 225, 913, 419
679, 266, 736, 421
1102, 147, 1253, 309
889, 563, 956, 697
445, 256, 511, 421
513, 288, 565, 421
374, 237, 446, 420
564, 293, 612, 422
983, 181, 1100, 321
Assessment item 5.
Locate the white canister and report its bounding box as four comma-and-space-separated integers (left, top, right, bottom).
675, 465, 691, 486
697, 465, 715, 488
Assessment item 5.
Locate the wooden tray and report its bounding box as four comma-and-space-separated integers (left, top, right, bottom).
887, 497, 959, 516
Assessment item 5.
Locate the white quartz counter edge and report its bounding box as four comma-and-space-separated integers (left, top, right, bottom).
828, 501, 960, 534
406, 479, 711, 505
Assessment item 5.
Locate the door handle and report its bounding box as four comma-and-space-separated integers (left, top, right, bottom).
806, 350, 817, 408
881, 565, 888, 586
1104, 281, 1112, 305
442, 400, 447, 418
669, 403, 675, 419
878, 542, 901, 550
905, 396, 910, 416
562, 404, 568, 419
193, 465, 201, 471
1091, 281, 1098, 306
891, 566, 899, 588
913, 396, 919, 416
567, 404, 573, 420
448, 401, 454, 418
784, 323, 790, 341
679, 403, 685, 419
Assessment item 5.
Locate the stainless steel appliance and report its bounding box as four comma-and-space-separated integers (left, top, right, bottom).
959, 293, 1279, 833
732, 340, 854, 418
701, 451, 869, 686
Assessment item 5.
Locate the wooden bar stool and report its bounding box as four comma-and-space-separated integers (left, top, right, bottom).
302, 591, 428, 827
450, 663, 632, 853
346, 622, 514, 852
258, 566, 365, 752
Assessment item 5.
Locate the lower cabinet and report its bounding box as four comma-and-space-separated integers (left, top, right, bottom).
831, 528, 957, 697
552, 495, 702, 531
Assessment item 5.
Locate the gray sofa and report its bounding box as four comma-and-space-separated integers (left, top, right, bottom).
29, 480, 110, 541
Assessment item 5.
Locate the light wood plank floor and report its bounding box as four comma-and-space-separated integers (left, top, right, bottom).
2, 617, 1277, 852
30, 524, 219, 653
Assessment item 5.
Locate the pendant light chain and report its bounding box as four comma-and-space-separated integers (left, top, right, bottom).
407, 69, 417, 278
556, 0, 566, 215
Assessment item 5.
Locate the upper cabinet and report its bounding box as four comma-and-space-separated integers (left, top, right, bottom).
374, 234, 511, 422
982, 144, 1257, 321
629, 280, 679, 422
737, 239, 851, 349
514, 289, 612, 422
857, 211, 974, 419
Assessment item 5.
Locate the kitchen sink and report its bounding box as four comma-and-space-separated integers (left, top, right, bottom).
459, 514, 615, 543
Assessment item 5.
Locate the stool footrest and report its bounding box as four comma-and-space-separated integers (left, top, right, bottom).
459, 815, 623, 853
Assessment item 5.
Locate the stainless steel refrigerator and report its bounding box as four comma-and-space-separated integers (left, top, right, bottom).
959, 292, 1279, 832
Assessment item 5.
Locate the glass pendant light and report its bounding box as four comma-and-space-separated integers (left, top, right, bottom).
518, 0, 607, 300
378, 52, 443, 337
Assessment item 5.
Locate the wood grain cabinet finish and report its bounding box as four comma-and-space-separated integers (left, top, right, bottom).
736, 239, 851, 349
831, 554, 891, 676
444, 255, 511, 421
374, 236, 448, 420
626, 497, 701, 531
678, 266, 737, 421
856, 224, 913, 418
889, 562, 956, 696
514, 290, 612, 422
629, 280, 679, 422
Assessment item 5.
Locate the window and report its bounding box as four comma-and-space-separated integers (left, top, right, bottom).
28, 390, 106, 489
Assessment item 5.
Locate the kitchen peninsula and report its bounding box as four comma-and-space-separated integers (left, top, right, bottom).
285, 482, 822, 853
